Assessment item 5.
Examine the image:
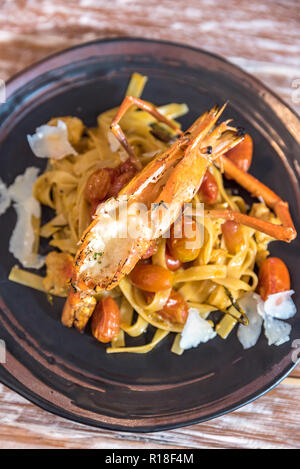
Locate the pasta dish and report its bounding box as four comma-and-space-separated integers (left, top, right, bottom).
3, 73, 297, 355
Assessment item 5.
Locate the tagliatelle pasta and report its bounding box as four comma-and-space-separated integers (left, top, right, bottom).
8, 72, 289, 354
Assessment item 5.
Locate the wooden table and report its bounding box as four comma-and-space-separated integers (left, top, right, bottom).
0, 0, 299, 449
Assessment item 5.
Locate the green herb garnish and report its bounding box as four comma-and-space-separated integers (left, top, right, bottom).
93, 251, 103, 260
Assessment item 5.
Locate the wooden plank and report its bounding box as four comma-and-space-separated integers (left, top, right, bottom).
0, 381, 299, 449
0, 0, 298, 116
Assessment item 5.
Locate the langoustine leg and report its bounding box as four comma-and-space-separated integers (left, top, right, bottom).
205, 155, 296, 242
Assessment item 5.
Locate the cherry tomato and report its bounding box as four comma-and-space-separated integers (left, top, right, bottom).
258, 257, 290, 301
167, 217, 201, 263
225, 133, 253, 173
105, 167, 118, 181
157, 289, 188, 324
165, 249, 182, 271
129, 264, 173, 292
198, 170, 218, 205
107, 171, 136, 198
118, 158, 138, 174
84, 168, 111, 203
221, 220, 245, 254
91, 297, 120, 343
106, 158, 138, 198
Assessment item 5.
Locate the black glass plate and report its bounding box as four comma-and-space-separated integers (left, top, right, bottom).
0, 38, 299, 432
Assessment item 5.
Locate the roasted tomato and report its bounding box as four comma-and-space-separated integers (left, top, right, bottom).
225, 133, 253, 173
167, 217, 201, 263
129, 264, 173, 292
107, 158, 138, 198
221, 220, 245, 254
165, 249, 182, 271
157, 289, 188, 324
84, 168, 111, 203
258, 257, 290, 301
91, 297, 120, 343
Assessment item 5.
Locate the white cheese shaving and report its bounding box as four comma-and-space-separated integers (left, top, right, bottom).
27, 120, 77, 159
118, 149, 129, 162
237, 292, 263, 349
263, 290, 296, 319
237, 290, 296, 349
107, 131, 121, 153
263, 316, 292, 346
8, 167, 40, 203
8, 167, 44, 269
0, 178, 11, 215
180, 308, 216, 350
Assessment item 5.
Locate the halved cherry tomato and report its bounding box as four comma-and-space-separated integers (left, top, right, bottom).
106, 158, 138, 198
157, 289, 188, 324
84, 168, 111, 203
129, 264, 173, 292
91, 297, 120, 343
167, 217, 201, 263
165, 249, 182, 271
225, 133, 253, 173
258, 257, 290, 301
107, 171, 136, 198
198, 170, 218, 205
118, 158, 138, 174
221, 220, 245, 254
105, 166, 118, 181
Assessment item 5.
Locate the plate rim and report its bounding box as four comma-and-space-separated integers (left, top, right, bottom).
0, 357, 297, 433
4, 36, 300, 124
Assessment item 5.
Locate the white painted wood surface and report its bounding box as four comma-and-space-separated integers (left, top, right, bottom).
0, 381, 299, 449
0, 0, 299, 449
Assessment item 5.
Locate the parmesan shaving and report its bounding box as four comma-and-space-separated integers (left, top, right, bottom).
27, 120, 77, 159
107, 131, 121, 152
237, 292, 263, 349
264, 316, 291, 346
180, 308, 216, 350
8, 167, 44, 269
0, 178, 10, 215
263, 290, 296, 320
237, 291, 295, 349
